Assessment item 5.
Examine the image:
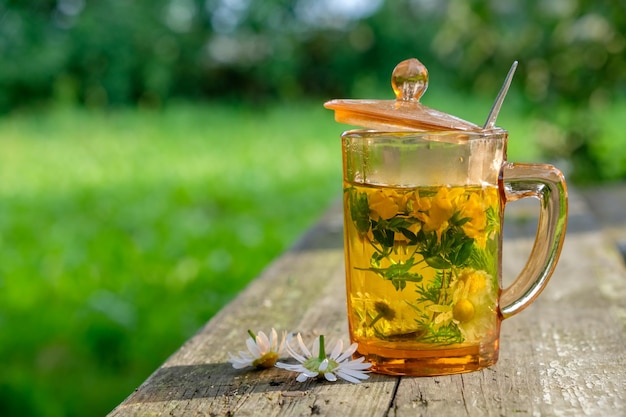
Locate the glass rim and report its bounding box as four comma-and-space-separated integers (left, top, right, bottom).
341, 127, 508, 140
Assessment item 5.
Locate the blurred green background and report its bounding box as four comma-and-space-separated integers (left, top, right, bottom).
0, 1, 624, 416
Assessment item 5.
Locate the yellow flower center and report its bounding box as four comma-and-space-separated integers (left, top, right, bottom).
252, 352, 278, 369
453, 299, 475, 323
374, 301, 396, 320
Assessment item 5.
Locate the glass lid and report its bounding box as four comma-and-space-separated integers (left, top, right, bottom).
324, 58, 480, 132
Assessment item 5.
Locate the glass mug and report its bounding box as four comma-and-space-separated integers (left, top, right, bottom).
341, 128, 567, 376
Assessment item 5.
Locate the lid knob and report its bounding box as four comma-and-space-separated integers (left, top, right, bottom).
391, 58, 428, 102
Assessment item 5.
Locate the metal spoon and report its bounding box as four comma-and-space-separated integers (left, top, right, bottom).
483, 61, 518, 130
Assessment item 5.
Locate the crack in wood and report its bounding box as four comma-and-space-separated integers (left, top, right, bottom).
383, 377, 402, 417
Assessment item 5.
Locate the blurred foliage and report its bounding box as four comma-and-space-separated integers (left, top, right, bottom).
0, 0, 623, 104
1, 0, 625, 181
0, 102, 344, 416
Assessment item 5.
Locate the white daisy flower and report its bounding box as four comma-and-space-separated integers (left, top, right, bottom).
228, 328, 286, 369
275, 333, 371, 383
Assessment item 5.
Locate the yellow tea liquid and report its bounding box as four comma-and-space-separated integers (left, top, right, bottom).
343, 182, 502, 375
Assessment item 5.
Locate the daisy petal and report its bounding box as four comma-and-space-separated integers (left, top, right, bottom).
330, 340, 343, 360
256, 331, 270, 351
336, 343, 358, 362
343, 361, 373, 371
237, 350, 252, 360
246, 338, 262, 357
278, 331, 287, 355
275, 362, 301, 371
285, 340, 307, 363
270, 328, 283, 353
231, 361, 251, 370
336, 362, 371, 380
324, 372, 337, 382
310, 336, 320, 358
296, 333, 312, 357
336, 370, 367, 384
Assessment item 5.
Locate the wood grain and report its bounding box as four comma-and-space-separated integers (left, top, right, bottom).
108, 189, 626, 417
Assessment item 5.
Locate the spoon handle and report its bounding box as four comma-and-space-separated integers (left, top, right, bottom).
483, 61, 518, 130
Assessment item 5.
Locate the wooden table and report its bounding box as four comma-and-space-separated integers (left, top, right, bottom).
108, 187, 626, 416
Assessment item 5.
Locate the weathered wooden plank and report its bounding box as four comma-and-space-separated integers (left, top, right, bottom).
108, 204, 398, 417
108, 190, 626, 417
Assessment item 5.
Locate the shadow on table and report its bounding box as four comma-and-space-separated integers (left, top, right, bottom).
120, 362, 391, 405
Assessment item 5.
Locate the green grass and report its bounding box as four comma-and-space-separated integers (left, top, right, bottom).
0, 101, 345, 417
0, 95, 621, 416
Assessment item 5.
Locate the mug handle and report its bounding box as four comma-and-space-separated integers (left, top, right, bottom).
499, 162, 568, 319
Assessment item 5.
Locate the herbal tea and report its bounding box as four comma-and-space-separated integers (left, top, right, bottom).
343, 183, 502, 375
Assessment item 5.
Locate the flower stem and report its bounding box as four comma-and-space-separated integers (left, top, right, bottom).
369, 313, 384, 328
365, 234, 386, 256
318, 335, 326, 360
438, 270, 449, 304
